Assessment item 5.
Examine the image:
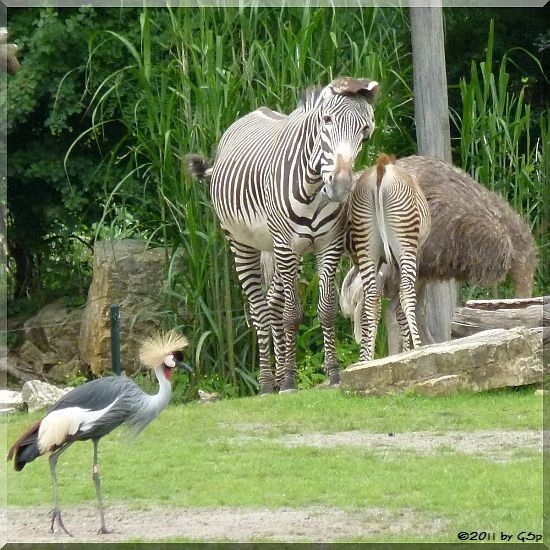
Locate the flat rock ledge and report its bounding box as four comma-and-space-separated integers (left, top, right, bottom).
340, 327, 542, 397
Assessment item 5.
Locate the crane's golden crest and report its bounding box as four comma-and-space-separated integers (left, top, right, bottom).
139, 330, 189, 369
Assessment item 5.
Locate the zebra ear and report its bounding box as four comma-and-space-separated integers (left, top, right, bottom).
329, 77, 379, 104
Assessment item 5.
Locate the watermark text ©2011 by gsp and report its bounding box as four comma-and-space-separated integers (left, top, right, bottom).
457, 531, 542, 542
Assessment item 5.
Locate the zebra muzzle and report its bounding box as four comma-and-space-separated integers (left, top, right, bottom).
322, 172, 353, 203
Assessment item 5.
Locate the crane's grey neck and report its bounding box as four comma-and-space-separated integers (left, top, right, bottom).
122, 365, 174, 438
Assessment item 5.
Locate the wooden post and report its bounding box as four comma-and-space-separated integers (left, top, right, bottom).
386, 3, 456, 352
110, 304, 121, 375
409, 3, 452, 162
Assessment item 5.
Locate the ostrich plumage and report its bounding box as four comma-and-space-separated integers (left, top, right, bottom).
341, 155, 537, 346
7, 330, 190, 536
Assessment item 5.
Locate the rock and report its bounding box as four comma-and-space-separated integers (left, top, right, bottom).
2, 355, 37, 383
452, 302, 544, 339
340, 327, 542, 397
79, 239, 182, 375
198, 389, 221, 403
23, 300, 84, 362
7, 300, 86, 383
48, 358, 86, 384
0, 29, 21, 75
0, 390, 24, 413
535, 389, 547, 397
543, 326, 550, 354
18, 340, 47, 374
410, 374, 464, 397
15, 338, 67, 379
21, 380, 71, 412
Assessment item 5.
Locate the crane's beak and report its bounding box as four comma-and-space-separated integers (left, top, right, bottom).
175, 361, 192, 374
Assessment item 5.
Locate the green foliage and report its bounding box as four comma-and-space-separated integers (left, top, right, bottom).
71, 6, 414, 397
453, 21, 548, 297
7, 8, 546, 398
443, 7, 548, 114
66, 373, 88, 388
6, 7, 142, 300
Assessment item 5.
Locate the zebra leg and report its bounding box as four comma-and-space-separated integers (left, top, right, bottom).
382, 271, 404, 355
231, 242, 275, 394
316, 246, 343, 386
358, 257, 381, 362
274, 244, 302, 392
398, 251, 422, 348
267, 271, 286, 387
393, 298, 411, 352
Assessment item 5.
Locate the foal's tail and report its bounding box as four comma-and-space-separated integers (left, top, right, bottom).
376, 153, 395, 266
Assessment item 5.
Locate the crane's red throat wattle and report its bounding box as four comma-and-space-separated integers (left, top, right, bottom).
163, 366, 173, 380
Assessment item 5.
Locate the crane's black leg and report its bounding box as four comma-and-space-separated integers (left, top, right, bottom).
92, 439, 111, 534
49, 445, 73, 536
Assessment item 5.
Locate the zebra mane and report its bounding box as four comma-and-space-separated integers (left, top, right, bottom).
296, 86, 324, 112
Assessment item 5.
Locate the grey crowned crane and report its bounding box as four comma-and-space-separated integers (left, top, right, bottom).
7, 330, 191, 536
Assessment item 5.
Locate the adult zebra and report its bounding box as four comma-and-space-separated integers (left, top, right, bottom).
187, 77, 378, 394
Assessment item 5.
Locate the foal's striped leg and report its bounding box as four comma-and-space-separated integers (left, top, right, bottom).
358, 257, 381, 362
393, 299, 411, 352
398, 249, 422, 349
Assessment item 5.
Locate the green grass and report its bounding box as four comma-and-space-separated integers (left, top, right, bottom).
4, 388, 543, 542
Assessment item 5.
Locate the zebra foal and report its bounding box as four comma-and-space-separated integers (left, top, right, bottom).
348, 153, 430, 361
187, 77, 378, 393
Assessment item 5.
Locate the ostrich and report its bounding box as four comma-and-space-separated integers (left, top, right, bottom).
7, 330, 191, 536
341, 155, 538, 350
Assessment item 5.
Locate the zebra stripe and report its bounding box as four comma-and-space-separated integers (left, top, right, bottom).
349, 153, 431, 361
193, 77, 378, 393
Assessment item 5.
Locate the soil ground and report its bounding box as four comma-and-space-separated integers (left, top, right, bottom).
4, 504, 448, 543
278, 429, 544, 463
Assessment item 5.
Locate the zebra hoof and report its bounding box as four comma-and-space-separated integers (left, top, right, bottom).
258, 385, 274, 396
279, 379, 297, 393
329, 373, 340, 387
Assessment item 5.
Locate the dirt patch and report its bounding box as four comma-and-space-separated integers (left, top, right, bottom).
4, 505, 448, 543
279, 430, 544, 462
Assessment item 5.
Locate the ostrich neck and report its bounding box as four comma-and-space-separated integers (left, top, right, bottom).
150, 366, 172, 414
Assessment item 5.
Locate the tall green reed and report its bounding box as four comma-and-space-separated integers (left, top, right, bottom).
70, 6, 414, 396
454, 20, 548, 296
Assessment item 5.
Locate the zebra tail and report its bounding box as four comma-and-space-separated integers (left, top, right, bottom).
376, 154, 394, 267
184, 154, 213, 180
340, 265, 359, 318
377, 184, 393, 269
339, 265, 364, 344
